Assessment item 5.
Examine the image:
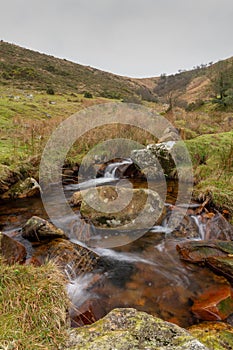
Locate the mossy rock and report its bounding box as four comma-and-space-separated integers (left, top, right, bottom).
189, 321, 233, 350
66, 308, 208, 350
80, 186, 163, 229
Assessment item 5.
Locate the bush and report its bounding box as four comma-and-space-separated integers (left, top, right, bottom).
46, 87, 55, 95
84, 91, 93, 98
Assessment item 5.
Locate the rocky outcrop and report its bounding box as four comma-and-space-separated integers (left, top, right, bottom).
80, 186, 163, 229
66, 308, 208, 350
1, 177, 41, 199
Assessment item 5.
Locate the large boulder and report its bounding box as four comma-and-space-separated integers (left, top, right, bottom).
80, 186, 163, 229
131, 141, 177, 179
66, 308, 208, 350
131, 141, 192, 181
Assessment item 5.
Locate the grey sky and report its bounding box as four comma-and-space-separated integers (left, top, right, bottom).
1, 0, 233, 77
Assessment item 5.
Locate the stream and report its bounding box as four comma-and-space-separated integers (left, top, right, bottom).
0, 159, 232, 328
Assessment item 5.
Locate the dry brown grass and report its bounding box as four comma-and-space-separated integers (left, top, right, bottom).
0, 258, 70, 349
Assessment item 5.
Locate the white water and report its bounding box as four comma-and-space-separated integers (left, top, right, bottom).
67, 273, 96, 307
104, 159, 133, 178
191, 215, 206, 240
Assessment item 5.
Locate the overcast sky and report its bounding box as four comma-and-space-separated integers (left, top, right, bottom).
1, 0, 233, 77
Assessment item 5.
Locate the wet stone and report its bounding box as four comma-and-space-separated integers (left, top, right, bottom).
1, 177, 41, 199
192, 285, 233, 321
1, 232, 26, 264
30, 238, 99, 274
22, 216, 68, 241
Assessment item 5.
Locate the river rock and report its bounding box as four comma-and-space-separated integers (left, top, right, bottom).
0, 164, 20, 195
176, 240, 233, 263
22, 216, 68, 241
1, 177, 41, 199
131, 141, 177, 179
192, 285, 233, 321
207, 256, 233, 283
1, 232, 26, 264
70, 190, 88, 206
158, 126, 180, 143
80, 186, 163, 229
189, 321, 233, 350
130, 148, 164, 180
177, 240, 233, 283
66, 308, 208, 350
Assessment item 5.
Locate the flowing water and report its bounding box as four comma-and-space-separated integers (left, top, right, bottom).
1, 159, 232, 328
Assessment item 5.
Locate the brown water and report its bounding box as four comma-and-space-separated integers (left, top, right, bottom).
0, 180, 231, 328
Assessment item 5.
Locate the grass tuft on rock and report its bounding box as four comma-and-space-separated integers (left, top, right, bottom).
0, 258, 70, 349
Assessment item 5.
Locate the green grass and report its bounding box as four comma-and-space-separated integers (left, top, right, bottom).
0, 258, 69, 350
185, 131, 233, 216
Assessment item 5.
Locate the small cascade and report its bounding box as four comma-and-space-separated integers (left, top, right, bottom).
191, 215, 206, 240
104, 158, 133, 178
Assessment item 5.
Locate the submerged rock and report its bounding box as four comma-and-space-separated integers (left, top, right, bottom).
66, 308, 208, 350
192, 285, 233, 321
177, 240, 233, 283
1, 177, 41, 199
22, 216, 67, 241
176, 240, 233, 263
80, 186, 163, 229
31, 238, 99, 274
189, 321, 233, 350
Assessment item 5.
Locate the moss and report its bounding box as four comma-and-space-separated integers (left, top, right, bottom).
189, 322, 233, 350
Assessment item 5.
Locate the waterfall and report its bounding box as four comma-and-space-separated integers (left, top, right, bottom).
104, 159, 133, 178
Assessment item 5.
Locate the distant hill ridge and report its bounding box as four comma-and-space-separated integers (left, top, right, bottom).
0, 41, 233, 107
0, 40, 156, 102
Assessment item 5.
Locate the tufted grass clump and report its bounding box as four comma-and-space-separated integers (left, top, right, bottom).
0, 258, 70, 349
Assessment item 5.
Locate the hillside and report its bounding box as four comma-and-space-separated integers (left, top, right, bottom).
0, 41, 156, 102
143, 57, 233, 109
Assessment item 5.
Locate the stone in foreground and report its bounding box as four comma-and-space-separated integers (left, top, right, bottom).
66, 308, 208, 350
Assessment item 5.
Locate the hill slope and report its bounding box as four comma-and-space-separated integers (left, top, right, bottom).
0, 41, 156, 102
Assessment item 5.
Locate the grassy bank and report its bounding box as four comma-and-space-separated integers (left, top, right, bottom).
185, 131, 233, 219
0, 257, 69, 349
